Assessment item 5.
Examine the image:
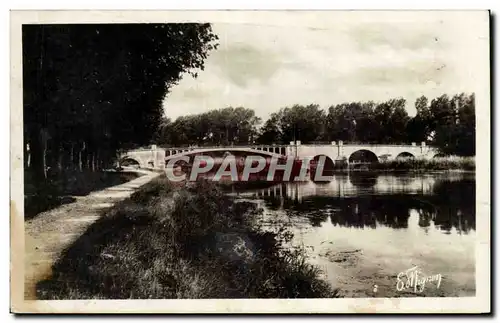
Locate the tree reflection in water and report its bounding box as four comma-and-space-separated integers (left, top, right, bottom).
250, 174, 475, 234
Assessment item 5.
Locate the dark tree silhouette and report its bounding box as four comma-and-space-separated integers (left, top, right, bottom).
155, 107, 261, 147
23, 23, 219, 181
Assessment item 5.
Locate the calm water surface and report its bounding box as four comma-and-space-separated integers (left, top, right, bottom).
228, 172, 476, 298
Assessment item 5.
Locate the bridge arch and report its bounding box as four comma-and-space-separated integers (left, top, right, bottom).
396, 152, 415, 159
309, 154, 335, 182
311, 154, 335, 171
120, 157, 141, 168
348, 150, 379, 163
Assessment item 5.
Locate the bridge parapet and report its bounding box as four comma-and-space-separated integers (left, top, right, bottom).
163, 146, 287, 163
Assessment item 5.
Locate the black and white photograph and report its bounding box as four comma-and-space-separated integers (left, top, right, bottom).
10, 10, 490, 313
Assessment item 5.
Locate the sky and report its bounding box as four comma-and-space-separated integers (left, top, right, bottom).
163, 12, 488, 121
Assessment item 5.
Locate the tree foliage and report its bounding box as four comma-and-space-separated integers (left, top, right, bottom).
23, 23, 218, 180
156, 107, 261, 146
427, 93, 476, 156
256, 104, 326, 144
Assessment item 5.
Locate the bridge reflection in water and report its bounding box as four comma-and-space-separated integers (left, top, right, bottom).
230, 173, 441, 201
227, 172, 475, 235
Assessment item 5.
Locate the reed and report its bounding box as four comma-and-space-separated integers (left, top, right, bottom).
372, 156, 475, 171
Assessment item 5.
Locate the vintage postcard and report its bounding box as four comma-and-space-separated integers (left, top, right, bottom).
10, 10, 491, 313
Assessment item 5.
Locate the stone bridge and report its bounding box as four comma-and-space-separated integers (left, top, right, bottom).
119, 141, 439, 170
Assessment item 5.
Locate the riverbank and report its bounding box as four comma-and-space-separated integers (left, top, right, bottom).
369, 156, 475, 171
36, 175, 338, 299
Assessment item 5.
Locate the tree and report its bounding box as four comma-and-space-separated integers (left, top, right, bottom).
389, 99, 410, 143
418, 93, 475, 156
325, 104, 356, 142
257, 112, 283, 144
428, 94, 456, 154
156, 107, 261, 146
279, 104, 326, 143
23, 23, 219, 180
355, 102, 378, 143
456, 93, 475, 156
406, 96, 431, 143
372, 98, 409, 143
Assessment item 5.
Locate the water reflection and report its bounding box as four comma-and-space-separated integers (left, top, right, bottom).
230, 173, 475, 235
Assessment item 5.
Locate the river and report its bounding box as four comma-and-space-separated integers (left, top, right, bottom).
227, 172, 476, 298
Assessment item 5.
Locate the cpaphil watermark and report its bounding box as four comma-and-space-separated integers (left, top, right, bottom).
164, 155, 333, 182
396, 266, 442, 293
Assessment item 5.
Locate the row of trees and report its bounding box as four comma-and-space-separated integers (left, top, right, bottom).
156, 107, 262, 146
155, 93, 475, 156
24, 24, 218, 181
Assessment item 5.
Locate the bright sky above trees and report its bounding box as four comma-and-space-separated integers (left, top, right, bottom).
163, 11, 488, 120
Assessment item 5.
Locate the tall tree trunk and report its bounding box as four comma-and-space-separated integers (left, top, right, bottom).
55, 140, 63, 173
57, 150, 63, 173
79, 141, 86, 172
28, 127, 45, 182
25, 142, 31, 168
40, 128, 50, 179
96, 149, 100, 171
78, 150, 83, 172
70, 143, 74, 170
86, 150, 91, 170
64, 143, 73, 172
42, 141, 47, 179
91, 152, 96, 172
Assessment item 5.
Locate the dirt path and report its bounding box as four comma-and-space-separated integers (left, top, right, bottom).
24, 170, 161, 300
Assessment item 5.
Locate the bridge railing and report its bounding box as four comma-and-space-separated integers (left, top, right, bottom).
162, 144, 289, 149
163, 145, 290, 157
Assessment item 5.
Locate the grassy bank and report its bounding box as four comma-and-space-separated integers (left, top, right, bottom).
24, 170, 142, 220
348, 156, 475, 172
37, 176, 337, 299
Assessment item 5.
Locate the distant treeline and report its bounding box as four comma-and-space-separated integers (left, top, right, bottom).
156, 93, 475, 156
